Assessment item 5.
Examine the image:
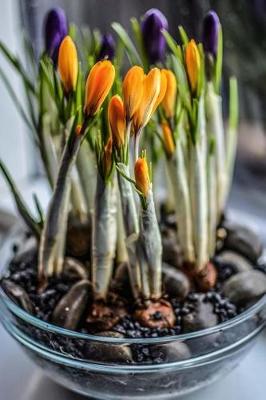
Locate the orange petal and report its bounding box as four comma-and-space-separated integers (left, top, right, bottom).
58, 36, 78, 93
151, 69, 168, 114
161, 69, 177, 118
122, 66, 144, 120
84, 60, 115, 117
185, 39, 200, 94
134, 157, 150, 197
103, 137, 113, 178
133, 68, 161, 133
161, 122, 175, 157
108, 95, 126, 149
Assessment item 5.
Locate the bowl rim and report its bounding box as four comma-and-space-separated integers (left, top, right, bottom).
0, 283, 265, 344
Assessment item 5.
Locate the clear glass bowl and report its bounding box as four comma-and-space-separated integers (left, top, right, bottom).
0, 233, 265, 399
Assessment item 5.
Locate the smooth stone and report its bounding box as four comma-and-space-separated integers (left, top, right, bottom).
63, 257, 88, 280
222, 221, 262, 263
215, 250, 253, 273
151, 342, 191, 363
163, 264, 190, 300
1, 279, 33, 314
112, 262, 134, 298
162, 228, 183, 268
84, 331, 132, 363
183, 295, 218, 333
223, 271, 266, 306
66, 219, 91, 257
52, 279, 92, 329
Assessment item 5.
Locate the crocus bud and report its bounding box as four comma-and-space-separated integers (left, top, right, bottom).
58, 35, 78, 93
141, 8, 168, 64
108, 95, 126, 149
185, 40, 201, 94
103, 137, 113, 178
133, 68, 161, 133
161, 122, 175, 157
161, 69, 177, 119
44, 7, 68, 63
84, 60, 115, 117
202, 11, 220, 57
122, 66, 144, 121
135, 157, 150, 197
97, 33, 115, 61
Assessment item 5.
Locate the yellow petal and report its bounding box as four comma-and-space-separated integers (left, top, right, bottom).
133, 68, 161, 133
122, 66, 144, 121
134, 157, 150, 197
161, 122, 175, 157
58, 36, 78, 93
108, 95, 126, 149
161, 69, 177, 118
84, 60, 115, 117
185, 39, 200, 94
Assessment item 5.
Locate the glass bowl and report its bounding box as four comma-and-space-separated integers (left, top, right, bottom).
0, 232, 265, 399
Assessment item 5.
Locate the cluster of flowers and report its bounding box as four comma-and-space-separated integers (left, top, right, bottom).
0, 8, 238, 305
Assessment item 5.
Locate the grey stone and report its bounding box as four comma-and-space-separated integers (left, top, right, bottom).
1, 279, 33, 314
223, 221, 262, 263
215, 250, 253, 273
223, 271, 266, 306
63, 257, 88, 280
52, 279, 92, 329
163, 264, 190, 300
183, 295, 218, 333
151, 342, 191, 362
84, 331, 132, 363
162, 228, 183, 269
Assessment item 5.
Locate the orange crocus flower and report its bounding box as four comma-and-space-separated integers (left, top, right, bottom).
84, 60, 115, 117
108, 95, 126, 149
161, 69, 177, 118
161, 122, 175, 157
122, 66, 144, 121
185, 39, 201, 94
134, 156, 150, 197
58, 35, 78, 93
133, 68, 161, 133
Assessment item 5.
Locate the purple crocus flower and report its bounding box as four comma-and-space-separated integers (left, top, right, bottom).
97, 34, 115, 61
202, 10, 220, 57
141, 8, 168, 64
44, 7, 68, 63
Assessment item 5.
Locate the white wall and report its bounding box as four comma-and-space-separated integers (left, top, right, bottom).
0, 0, 33, 191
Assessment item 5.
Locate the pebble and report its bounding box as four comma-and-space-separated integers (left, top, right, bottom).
161, 228, 183, 269
84, 331, 132, 363
163, 264, 190, 300
222, 221, 262, 263
150, 341, 191, 363
182, 295, 218, 333
223, 270, 266, 306
52, 280, 92, 329
2, 279, 34, 314
63, 257, 88, 280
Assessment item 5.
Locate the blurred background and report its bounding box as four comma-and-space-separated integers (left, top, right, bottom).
0, 0, 266, 242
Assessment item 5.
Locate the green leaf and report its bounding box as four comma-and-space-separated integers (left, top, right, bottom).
178, 25, 189, 45
0, 160, 41, 237
162, 30, 181, 60
229, 77, 238, 131
214, 25, 223, 94
112, 22, 142, 65
0, 42, 35, 94
0, 67, 37, 137
130, 17, 148, 70
33, 193, 44, 227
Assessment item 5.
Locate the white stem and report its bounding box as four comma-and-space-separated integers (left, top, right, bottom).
189, 97, 208, 272
70, 170, 88, 222
139, 189, 162, 299
206, 82, 226, 218
207, 153, 217, 257
76, 140, 97, 213
166, 138, 195, 264
92, 175, 117, 300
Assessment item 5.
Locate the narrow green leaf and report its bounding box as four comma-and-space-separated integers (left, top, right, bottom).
112, 22, 142, 65
178, 25, 189, 45
0, 160, 40, 237
130, 17, 148, 70
33, 193, 44, 227
229, 77, 238, 131
214, 25, 223, 94
162, 30, 181, 60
